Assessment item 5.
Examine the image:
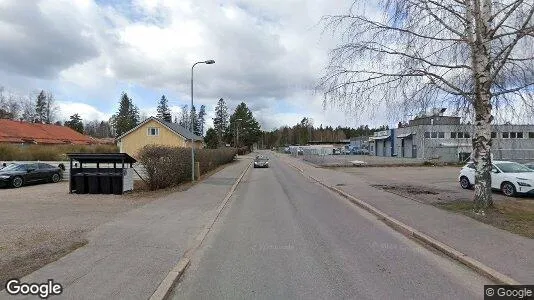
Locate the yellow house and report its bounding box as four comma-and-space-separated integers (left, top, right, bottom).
116, 117, 204, 157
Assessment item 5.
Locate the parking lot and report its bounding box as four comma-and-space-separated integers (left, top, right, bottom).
338, 166, 514, 203
0, 181, 157, 287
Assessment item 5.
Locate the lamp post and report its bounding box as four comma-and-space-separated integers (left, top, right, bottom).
235, 118, 242, 149
191, 59, 215, 182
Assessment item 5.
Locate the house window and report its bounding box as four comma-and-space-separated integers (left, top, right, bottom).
464, 132, 470, 138
491, 132, 497, 139
510, 132, 516, 139
502, 132, 509, 138
450, 132, 457, 138
147, 127, 159, 136
438, 132, 445, 138
457, 132, 464, 139
424, 132, 430, 138
517, 132, 524, 139
431, 132, 438, 139
529, 132, 534, 139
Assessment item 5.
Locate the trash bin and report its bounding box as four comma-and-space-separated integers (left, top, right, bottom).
87, 173, 99, 194
99, 173, 112, 194
111, 173, 123, 195
74, 173, 87, 194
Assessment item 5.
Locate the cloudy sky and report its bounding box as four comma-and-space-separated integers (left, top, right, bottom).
0, 0, 395, 130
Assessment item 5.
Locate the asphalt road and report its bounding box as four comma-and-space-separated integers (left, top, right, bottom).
171, 152, 490, 299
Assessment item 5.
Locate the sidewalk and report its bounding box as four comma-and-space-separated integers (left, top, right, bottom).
3, 157, 251, 300
280, 154, 534, 284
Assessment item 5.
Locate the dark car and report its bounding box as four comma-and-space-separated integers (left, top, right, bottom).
0, 163, 62, 188
526, 162, 534, 170
254, 155, 269, 168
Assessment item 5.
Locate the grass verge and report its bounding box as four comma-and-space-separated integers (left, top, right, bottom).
435, 200, 534, 238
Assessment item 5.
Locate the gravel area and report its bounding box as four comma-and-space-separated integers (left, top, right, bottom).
0, 181, 157, 287
302, 154, 425, 167
338, 166, 514, 204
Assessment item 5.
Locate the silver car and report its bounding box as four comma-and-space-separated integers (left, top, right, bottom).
254, 155, 269, 168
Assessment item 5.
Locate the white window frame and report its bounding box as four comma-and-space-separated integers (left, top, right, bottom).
147, 127, 160, 136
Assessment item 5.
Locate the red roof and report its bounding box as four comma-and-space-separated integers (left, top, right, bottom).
0, 119, 94, 145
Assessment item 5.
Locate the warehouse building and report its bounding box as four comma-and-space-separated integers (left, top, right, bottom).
371, 109, 534, 162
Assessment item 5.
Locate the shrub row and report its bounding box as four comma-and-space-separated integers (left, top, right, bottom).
138, 145, 238, 190
0, 144, 119, 161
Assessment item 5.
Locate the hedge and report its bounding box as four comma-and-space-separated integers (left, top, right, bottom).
0, 144, 119, 161
138, 145, 238, 190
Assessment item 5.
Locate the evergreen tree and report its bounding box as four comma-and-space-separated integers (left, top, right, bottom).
213, 98, 228, 146
35, 90, 47, 122
64, 113, 84, 133
227, 102, 261, 148
179, 105, 189, 129
197, 105, 206, 136
156, 95, 172, 122
204, 128, 218, 149
191, 105, 199, 135
111, 92, 139, 137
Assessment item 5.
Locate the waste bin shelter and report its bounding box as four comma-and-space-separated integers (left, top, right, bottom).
67, 153, 137, 195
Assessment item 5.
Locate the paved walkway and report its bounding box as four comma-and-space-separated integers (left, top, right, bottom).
279, 154, 534, 284
3, 157, 251, 300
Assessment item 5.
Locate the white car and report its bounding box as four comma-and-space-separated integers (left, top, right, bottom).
459, 160, 534, 197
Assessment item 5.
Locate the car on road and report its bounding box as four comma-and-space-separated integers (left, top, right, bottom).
525, 162, 534, 170
0, 163, 63, 188
459, 161, 534, 197
253, 155, 269, 168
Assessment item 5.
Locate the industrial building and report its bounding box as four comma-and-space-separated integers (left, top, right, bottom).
370, 109, 534, 162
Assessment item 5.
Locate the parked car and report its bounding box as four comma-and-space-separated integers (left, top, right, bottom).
459, 161, 534, 197
0, 163, 62, 188
525, 162, 534, 170
254, 155, 269, 168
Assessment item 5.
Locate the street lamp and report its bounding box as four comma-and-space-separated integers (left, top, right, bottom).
191, 59, 215, 182
235, 118, 242, 149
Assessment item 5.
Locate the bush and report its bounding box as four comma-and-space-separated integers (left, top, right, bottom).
0, 144, 119, 161
138, 145, 238, 190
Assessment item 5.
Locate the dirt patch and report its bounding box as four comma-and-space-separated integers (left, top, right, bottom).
435, 200, 534, 238
372, 184, 439, 195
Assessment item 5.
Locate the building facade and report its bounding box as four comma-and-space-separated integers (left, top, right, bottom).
372, 114, 534, 162
116, 117, 203, 157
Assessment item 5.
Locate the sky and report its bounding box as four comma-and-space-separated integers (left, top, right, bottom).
0, 0, 398, 131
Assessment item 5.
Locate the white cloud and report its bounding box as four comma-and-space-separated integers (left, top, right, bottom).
57, 101, 111, 122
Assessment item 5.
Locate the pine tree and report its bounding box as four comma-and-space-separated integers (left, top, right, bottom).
156, 95, 172, 122
191, 105, 199, 135
227, 102, 261, 148
204, 128, 218, 149
111, 92, 140, 137
213, 98, 228, 146
197, 105, 206, 136
35, 90, 47, 123
179, 105, 189, 129
64, 114, 84, 133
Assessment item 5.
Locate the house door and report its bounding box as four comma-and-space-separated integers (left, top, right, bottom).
401, 139, 405, 157
412, 145, 417, 158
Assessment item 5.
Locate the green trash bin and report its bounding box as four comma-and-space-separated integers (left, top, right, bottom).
99, 173, 112, 194
111, 173, 123, 195
87, 173, 99, 194
74, 173, 87, 194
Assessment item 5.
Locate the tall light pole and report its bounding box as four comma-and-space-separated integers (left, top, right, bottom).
235, 118, 242, 149
191, 59, 215, 182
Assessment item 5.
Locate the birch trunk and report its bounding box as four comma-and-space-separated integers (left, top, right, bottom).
471, 0, 494, 213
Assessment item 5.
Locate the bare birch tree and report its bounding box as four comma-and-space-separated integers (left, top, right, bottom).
319, 0, 534, 213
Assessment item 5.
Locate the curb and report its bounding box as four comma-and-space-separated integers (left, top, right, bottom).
149, 160, 252, 300
285, 160, 521, 286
